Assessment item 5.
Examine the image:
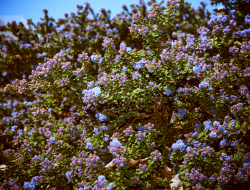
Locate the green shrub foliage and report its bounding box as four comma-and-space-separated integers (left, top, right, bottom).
1, 0, 250, 189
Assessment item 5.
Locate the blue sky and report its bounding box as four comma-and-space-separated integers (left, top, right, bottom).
0, 0, 223, 26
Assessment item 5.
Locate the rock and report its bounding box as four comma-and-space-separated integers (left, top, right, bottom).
139, 157, 148, 163
161, 165, 172, 180
105, 160, 116, 172
170, 174, 183, 190
40, 184, 51, 190
0, 165, 7, 171
152, 174, 161, 180
127, 158, 139, 167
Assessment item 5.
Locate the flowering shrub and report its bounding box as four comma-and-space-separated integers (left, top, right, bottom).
1, 0, 250, 189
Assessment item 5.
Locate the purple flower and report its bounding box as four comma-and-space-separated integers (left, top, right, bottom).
82, 87, 101, 101
209, 174, 216, 183
133, 176, 139, 183
139, 163, 148, 172
66, 170, 74, 178
150, 142, 155, 148
132, 71, 141, 80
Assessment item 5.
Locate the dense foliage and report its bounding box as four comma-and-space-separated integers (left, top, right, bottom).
1, 0, 250, 189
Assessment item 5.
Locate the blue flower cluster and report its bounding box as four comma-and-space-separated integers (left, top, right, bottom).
185, 168, 207, 185
24, 176, 40, 190
99, 113, 107, 122
100, 125, 109, 131
245, 14, 250, 25
65, 170, 74, 181
108, 138, 126, 156
92, 175, 114, 190
82, 86, 101, 97
220, 138, 228, 148
137, 126, 145, 132
85, 138, 95, 151
193, 65, 201, 73
209, 131, 217, 138
95, 111, 108, 122
82, 87, 102, 103
2, 71, 7, 76
123, 66, 127, 71
199, 80, 213, 91
203, 120, 212, 130
133, 59, 146, 70
87, 81, 95, 89
172, 139, 186, 152
165, 89, 172, 95
178, 109, 186, 119
91, 54, 98, 62
148, 81, 158, 89
49, 136, 55, 143
11, 125, 18, 132
104, 135, 109, 142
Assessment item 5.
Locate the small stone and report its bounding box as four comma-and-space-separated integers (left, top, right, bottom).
0, 165, 7, 171
170, 173, 183, 190
161, 165, 172, 180
127, 158, 139, 167
105, 160, 116, 172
